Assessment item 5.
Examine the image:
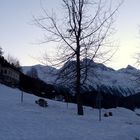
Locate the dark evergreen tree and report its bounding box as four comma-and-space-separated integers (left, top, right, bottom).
0, 47, 3, 56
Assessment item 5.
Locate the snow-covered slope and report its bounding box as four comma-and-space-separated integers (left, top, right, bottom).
0, 84, 140, 140
22, 61, 140, 95
84, 63, 139, 95
23, 64, 57, 84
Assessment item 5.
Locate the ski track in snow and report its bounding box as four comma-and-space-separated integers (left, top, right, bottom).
0, 84, 140, 140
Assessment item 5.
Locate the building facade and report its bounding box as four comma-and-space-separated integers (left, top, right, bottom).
0, 57, 20, 86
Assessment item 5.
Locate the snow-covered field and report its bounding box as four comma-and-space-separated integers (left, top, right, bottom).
0, 84, 140, 140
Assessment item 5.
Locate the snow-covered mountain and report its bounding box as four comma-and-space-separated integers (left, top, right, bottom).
22, 60, 140, 96
23, 64, 58, 84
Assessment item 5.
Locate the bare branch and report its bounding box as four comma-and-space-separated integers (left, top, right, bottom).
34, 0, 123, 115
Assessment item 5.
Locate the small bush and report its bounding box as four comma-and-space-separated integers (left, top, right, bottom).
35, 98, 48, 107
135, 137, 139, 140
109, 112, 113, 116
104, 113, 108, 117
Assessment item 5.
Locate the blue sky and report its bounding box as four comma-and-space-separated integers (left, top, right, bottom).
0, 0, 140, 70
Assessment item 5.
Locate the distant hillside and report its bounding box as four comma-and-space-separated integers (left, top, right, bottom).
23, 64, 57, 84
22, 60, 140, 96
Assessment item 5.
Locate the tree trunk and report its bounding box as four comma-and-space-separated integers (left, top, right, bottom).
76, 47, 83, 115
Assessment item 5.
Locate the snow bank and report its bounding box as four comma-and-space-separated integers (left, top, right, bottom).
0, 84, 140, 140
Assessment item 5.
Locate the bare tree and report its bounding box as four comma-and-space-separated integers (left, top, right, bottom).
6, 55, 22, 71
34, 0, 122, 115
26, 67, 39, 79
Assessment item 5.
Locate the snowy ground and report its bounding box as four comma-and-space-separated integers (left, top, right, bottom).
0, 84, 140, 140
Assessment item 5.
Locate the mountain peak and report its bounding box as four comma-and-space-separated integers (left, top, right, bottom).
126, 65, 135, 70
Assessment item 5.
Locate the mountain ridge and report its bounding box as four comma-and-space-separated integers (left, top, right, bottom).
22, 61, 140, 96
